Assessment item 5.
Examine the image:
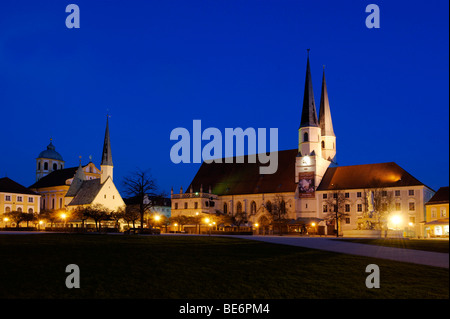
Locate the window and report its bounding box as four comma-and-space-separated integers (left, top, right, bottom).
357, 192, 362, 198
440, 208, 447, 218
17, 196, 23, 202
382, 190, 387, 197
321, 141, 325, 148
431, 208, 437, 218
303, 132, 309, 142
265, 201, 272, 213
60, 198, 62, 208
345, 217, 351, 224
323, 205, 328, 213
194, 202, 198, 209
333, 193, 337, 199
409, 190, 414, 196
345, 193, 349, 198
174, 203, 178, 209
409, 202, 415, 211
205, 201, 209, 207
395, 202, 401, 211
44, 162, 48, 170
28, 197, 34, 203
345, 204, 350, 212
236, 202, 242, 214
323, 194, 327, 199
184, 202, 188, 209
28, 208, 33, 214
409, 216, 415, 224
250, 201, 257, 215
53, 163, 57, 171
357, 204, 363, 212
223, 203, 228, 214
38, 162, 41, 170
395, 190, 401, 196
5, 195, 11, 201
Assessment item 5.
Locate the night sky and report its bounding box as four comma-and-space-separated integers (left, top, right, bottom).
0, 0, 448, 195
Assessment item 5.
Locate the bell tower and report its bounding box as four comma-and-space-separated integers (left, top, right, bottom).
100, 116, 114, 184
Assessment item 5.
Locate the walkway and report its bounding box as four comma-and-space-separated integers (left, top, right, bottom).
219, 235, 449, 269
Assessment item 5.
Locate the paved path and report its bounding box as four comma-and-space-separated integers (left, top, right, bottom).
217, 235, 449, 269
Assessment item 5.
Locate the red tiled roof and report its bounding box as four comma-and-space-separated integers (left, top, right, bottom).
317, 162, 428, 191
187, 149, 298, 196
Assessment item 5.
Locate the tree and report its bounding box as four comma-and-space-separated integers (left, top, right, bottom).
39, 209, 60, 228
361, 180, 395, 232
83, 204, 110, 231
4, 211, 26, 228
72, 207, 90, 228
265, 194, 290, 235
170, 215, 190, 232
120, 205, 141, 229
324, 186, 351, 237
122, 169, 163, 230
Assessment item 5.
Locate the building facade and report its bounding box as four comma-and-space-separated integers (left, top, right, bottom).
171, 52, 435, 237
0, 177, 41, 227
424, 186, 449, 237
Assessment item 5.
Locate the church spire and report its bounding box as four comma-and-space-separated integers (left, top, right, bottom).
300, 49, 319, 128
101, 115, 113, 166
100, 115, 114, 184
319, 67, 335, 137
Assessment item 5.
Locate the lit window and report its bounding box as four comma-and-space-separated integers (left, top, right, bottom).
431, 208, 437, 218
440, 208, 447, 218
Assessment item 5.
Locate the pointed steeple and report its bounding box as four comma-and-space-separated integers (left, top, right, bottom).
319, 68, 335, 137
66, 157, 86, 197
300, 49, 319, 128
101, 115, 113, 166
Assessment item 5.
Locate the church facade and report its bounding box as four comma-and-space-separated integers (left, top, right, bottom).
170, 52, 435, 237
30, 117, 125, 214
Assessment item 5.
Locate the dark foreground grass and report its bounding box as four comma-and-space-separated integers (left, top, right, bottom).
333, 238, 449, 253
0, 234, 448, 299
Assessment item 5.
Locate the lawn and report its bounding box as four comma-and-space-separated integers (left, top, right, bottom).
333, 238, 449, 253
0, 234, 448, 299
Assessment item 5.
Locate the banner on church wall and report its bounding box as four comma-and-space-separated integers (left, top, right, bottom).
298, 172, 315, 198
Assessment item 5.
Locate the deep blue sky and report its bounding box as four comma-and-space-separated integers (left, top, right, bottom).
0, 0, 448, 195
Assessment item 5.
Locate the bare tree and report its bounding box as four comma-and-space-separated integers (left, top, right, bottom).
265, 194, 290, 235
122, 169, 163, 230
361, 180, 395, 232
324, 186, 351, 237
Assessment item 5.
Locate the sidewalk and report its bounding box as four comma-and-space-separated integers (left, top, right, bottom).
220, 235, 450, 269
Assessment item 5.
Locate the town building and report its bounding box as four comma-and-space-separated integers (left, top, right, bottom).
424, 186, 449, 237
0, 177, 41, 227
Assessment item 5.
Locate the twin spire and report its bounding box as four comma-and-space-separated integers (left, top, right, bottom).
299, 50, 334, 137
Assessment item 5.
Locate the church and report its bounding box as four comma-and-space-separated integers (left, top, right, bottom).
170, 52, 435, 238
30, 117, 125, 214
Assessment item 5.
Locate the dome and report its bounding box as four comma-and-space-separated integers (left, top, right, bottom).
38, 140, 64, 161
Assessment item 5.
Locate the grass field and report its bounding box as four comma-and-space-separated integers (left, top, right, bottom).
0, 234, 448, 299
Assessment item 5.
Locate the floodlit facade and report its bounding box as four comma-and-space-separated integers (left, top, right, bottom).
171, 52, 435, 237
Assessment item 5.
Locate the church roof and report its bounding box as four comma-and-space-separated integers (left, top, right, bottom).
318, 69, 335, 137
426, 186, 449, 205
66, 179, 103, 206
317, 162, 430, 191
299, 51, 319, 129
101, 116, 113, 166
0, 177, 40, 196
187, 149, 298, 196
29, 167, 79, 189
38, 140, 64, 161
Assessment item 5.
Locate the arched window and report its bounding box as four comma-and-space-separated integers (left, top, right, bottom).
28, 208, 33, 214
38, 162, 41, 170
303, 132, 309, 142
44, 162, 49, 170
5, 207, 11, 213
223, 203, 228, 214
250, 201, 257, 215
53, 163, 57, 171
236, 201, 242, 214
265, 201, 272, 213
17, 207, 22, 212
321, 141, 325, 148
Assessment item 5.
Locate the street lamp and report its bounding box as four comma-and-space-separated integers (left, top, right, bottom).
61, 213, 67, 228
311, 222, 316, 235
